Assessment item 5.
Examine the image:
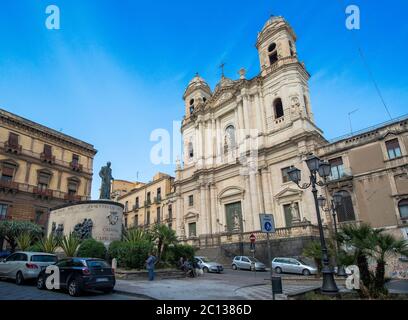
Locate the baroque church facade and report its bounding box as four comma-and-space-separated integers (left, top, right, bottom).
172, 16, 328, 244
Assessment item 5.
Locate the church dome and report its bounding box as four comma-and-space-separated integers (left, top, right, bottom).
183, 73, 211, 99
214, 75, 234, 93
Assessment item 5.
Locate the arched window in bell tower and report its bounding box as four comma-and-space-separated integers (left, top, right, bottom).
289, 40, 294, 57
188, 142, 194, 159
273, 98, 284, 119
268, 43, 278, 65
189, 99, 195, 115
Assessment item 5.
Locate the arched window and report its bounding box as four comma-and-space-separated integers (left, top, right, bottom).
289, 40, 294, 56
268, 42, 278, 65
225, 125, 236, 149
189, 99, 195, 115
399, 199, 408, 220
336, 191, 356, 223
273, 98, 284, 119
188, 142, 194, 159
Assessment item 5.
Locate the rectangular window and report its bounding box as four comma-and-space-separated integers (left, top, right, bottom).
72, 154, 79, 165
157, 188, 161, 201
135, 197, 139, 208
124, 217, 128, 228
386, 139, 402, 159
188, 222, 197, 237
1, 164, 15, 182
281, 167, 292, 183
146, 211, 150, 225
329, 157, 345, 180
38, 172, 51, 189
147, 192, 151, 204
125, 201, 129, 212
35, 210, 43, 224
8, 132, 19, 147
0, 204, 8, 219
68, 181, 78, 195
168, 205, 173, 221
188, 195, 194, 206
134, 215, 138, 227
43, 144, 52, 156
156, 207, 161, 224
283, 204, 293, 227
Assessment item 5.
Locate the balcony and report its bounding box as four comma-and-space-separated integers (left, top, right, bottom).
144, 199, 151, 207
154, 196, 162, 204
4, 141, 22, 154
64, 194, 82, 202
33, 187, 53, 199
326, 167, 353, 182
0, 180, 19, 193
133, 204, 140, 211
70, 161, 83, 172
40, 153, 56, 164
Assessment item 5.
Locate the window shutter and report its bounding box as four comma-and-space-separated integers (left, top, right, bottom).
9, 133, 19, 145
43, 145, 52, 156
38, 172, 51, 185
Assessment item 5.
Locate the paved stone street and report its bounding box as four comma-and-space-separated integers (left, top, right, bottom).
0, 279, 145, 300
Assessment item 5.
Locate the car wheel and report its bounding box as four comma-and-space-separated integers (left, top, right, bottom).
68, 278, 81, 297
302, 269, 311, 276
203, 267, 209, 273
274, 267, 282, 274
232, 264, 238, 270
37, 275, 46, 290
16, 272, 24, 285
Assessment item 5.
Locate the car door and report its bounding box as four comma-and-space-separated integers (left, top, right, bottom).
55, 259, 71, 287
14, 253, 28, 276
241, 257, 251, 270
281, 259, 292, 273
0, 253, 17, 277
291, 259, 302, 274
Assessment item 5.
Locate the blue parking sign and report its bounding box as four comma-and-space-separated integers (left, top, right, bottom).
259, 214, 275, 233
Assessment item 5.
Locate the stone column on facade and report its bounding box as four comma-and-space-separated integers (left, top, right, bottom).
24, 162, 31, 184
256, 170, 265, 214
207, 183, 213, 239
199, 183, 208, 236
254, 93, 263, 135
210, 183, 217, 237
211, 118, 216, 167
216, 117, 222, 164
249, 169, 260, 231
261, 166, 273, 214
57, 171, 62, 190
243, 174, 254, 232
258, 89, 267, 134
242, 94, 250, 139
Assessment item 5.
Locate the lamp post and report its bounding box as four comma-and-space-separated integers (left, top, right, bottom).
317, 193, 347, 277
287, 155, 339, 294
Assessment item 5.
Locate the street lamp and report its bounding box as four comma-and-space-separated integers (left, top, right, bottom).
287, 155, 339, 294
318, 193, 347, 277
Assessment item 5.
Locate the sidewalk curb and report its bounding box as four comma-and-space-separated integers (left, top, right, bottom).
113, 289, 157, 300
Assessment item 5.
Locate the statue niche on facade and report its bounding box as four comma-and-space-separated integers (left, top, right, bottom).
99, 161, 114, 200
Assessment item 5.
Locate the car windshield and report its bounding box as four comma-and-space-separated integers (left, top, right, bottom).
87, 260, 110, 268
200, 257, 211, 263
31, 255, 58, 263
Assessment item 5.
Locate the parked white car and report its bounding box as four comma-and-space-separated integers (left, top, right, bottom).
0, 252, 58, 285
272, 257, 317, 276
194, 256, 224, 273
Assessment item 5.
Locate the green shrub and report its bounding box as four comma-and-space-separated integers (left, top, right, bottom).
108, 240, 153, 269
77, 239, 107, 259
27, 242, 43, 252
165, 244, 195, 265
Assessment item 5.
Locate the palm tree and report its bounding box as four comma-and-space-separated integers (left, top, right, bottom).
16, 232, 33, 251
337, 224, 380, 288
152, 224, 178, 262
60, 233, 81, 257
38, 235, 59, 253
372, 233, 408, 292
124, 228, 153, 243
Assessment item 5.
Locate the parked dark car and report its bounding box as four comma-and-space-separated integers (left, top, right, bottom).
37, 258, 115, 297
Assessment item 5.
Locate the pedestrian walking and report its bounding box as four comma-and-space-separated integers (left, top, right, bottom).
146, 252, 157, 281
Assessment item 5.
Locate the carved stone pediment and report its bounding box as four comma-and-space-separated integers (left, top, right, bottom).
274, 187, 303, 202
213, 91, 234, 108
218, 186, 245, 200
184, 210, 199, 221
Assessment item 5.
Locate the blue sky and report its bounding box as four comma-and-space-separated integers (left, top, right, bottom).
0, 0, 407, 199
